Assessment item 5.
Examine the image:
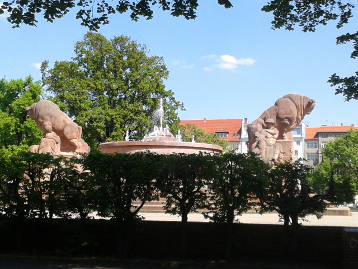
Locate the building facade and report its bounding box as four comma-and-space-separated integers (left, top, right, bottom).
305, 125, 358, 167
240, 118, 249, 154
292, 123, 307, 161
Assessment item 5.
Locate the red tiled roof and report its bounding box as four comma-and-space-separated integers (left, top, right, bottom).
305, 127, 320, 139
179, 119, 242, 142
306, 126, 358, 139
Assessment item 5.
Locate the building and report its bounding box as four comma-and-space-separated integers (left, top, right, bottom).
305, 125, 358, 167
292, 123, 307, 160
240, 118, 249, 154
179, 119, 242, 152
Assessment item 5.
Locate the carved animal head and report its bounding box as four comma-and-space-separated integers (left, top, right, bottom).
78, 140, 91, 154
25, 104, 36, 120
305, 99, 315, 115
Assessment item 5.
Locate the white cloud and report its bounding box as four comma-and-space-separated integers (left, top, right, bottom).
201, 54, 216, 60
203, 67, 213, 72
216, 55, 256, 70
184, 64, 194, 69
173, 60, 184, 65
31, 63, 42, 70
172, 60, 193, 69
201, 54, 256, 71
236, 58, 256, 65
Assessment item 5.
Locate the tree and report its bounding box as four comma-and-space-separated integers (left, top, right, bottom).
84, 152, 159, 221
1, 0, 233, 31
205, 152, 269, 259
83, 152, 159, 254
175, 123, 229, 150
258, 160, 332, 254
42, 32, 183, 150
0, 147, 31, 252
0, 77, 43, 148
259, 160, 329, 228
0, 149, 68, 220
46, 156, 94, 220
309, 128, 358, 204
309, 157, 355, 205
0, 148, 57, 251
156, 152, 213, 258
262, 1, 358, 101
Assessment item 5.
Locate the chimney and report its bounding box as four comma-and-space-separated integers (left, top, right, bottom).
244, 118, 247, 124
341, 123, 343, 126
352, 124, 354, 127
203, 118, 206, 122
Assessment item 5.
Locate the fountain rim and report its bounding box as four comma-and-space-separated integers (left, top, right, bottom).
98, 140, 223, 154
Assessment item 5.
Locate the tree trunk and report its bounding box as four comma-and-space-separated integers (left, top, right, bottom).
226, 208, 235, 259
282, 213, 291, 259
283, 214, 290, 227
16, 218, 24, 252
117, 221, 128, 258
181, 212, 188, 259
291, 213, 299, 253
79, 208, 87, 221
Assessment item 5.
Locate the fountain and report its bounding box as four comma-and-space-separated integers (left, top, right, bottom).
98, 99, 222, 155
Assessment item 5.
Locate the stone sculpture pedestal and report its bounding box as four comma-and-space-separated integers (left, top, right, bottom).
276, 140, 295, 162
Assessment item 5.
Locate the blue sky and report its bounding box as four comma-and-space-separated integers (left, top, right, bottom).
1, 1, 358, 128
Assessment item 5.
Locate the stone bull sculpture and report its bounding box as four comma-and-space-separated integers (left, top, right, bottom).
26, 100, 90, 155
247, 94, 315, 162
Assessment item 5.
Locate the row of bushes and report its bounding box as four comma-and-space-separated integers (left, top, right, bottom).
0, 150, 330, 223
0, 149, 334, 258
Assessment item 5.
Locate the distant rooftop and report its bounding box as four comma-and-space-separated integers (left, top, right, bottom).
306, 125, 358, 139
179, 119, 242, 141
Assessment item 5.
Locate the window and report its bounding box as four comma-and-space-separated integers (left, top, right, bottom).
307, 154, 318, 161
233, 133, 239, 137
296, 140, 301, 146
231, 143, 239, 150
216, 132, 228, 138
295, 150, 298, 157
292, 128, 301, 135
321, 134, 328, 138
307, 142, 318, 148
321, 142, 327, 148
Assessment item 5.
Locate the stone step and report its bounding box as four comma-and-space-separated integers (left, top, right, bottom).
132, 200, 166, 212
134, 201, 166, 205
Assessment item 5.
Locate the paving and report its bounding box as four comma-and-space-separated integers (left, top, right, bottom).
139, 208, 358, 227
0, 255, 338, 269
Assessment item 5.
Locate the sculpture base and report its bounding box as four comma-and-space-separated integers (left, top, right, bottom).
276, 140, 295, 162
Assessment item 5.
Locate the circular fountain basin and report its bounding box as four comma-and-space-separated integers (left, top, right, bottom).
98, 141, 223, 155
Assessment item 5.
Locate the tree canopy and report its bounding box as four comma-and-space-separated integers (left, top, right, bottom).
309, 128, 358, 204
1, 0, 233, 31
0, 76, 43, 149
42, 32, 183, 150
262, 1, 358, 101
